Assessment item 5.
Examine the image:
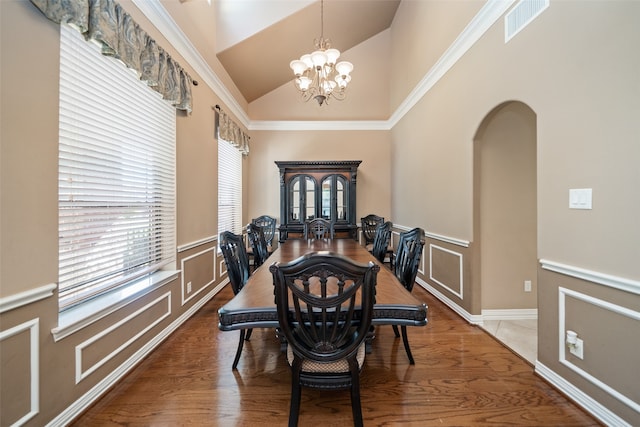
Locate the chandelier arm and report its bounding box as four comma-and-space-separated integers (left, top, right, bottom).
289, 0, 352, 106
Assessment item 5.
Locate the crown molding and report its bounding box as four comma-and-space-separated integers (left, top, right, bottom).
130, 0, 250, 127
388, 0, 515, 128
249, 120, 391, 131
132, 0, 515, 132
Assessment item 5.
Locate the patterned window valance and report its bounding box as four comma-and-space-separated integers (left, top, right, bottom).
30, 0, 193, 113
216, 106, 250, 156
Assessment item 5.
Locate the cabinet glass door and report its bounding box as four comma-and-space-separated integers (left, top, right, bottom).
321, 179, 331, 219
290, 176, 301, 222
305, 176, 315, 220
320, 175, 348, 222
336, 177, 345, 220
290, 175, 316, 222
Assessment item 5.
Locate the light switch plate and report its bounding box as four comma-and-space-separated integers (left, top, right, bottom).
569, 188, 592, 209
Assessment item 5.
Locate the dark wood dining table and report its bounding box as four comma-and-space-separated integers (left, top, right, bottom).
218, 238, 428, 332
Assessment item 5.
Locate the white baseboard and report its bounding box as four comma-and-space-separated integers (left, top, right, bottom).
481, 308, 538, 321
417, 278, 483, 325
535, 361, 632, 427
46, 281, 227, 427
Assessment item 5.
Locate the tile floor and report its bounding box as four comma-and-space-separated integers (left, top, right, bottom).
482, 319, 537, 365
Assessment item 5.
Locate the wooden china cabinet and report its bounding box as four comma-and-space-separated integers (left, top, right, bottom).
276, 160, 361, 242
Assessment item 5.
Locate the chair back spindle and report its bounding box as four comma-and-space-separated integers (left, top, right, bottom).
361, 214, 384, 246
304, 218, 334, 240
252, 215, 277, 248
270, 252, 379, 427
371, 221, 393, 264
219, 231, 251, 294
247, 223, 270, 269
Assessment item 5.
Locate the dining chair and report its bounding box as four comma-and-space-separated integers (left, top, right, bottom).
392, 227, 425, 364
370, 221, 393, 266
303, 218, 334, 240
270, 252, 380, 427
360, 214, 384, 249
219, 231, 253, 369
251, 215, 277, 249
246, 223, 270, 270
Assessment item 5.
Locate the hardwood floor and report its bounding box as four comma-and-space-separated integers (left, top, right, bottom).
71, 285, 600, 426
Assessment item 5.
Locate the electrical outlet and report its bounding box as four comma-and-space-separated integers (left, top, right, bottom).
187, 281, 192, 293
524, 280, 532, 292
569, 337, 584, 359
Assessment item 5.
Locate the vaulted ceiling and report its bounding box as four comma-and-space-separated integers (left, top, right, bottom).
209, 0, 401, 103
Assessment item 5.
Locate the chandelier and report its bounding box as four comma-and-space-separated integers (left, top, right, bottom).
289, 0, 353, 106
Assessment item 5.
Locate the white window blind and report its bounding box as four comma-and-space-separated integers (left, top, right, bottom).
58, 25, 176, 310
218, 137, 243, 236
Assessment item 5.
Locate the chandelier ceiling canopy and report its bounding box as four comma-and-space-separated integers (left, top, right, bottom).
289, 0, 354, 106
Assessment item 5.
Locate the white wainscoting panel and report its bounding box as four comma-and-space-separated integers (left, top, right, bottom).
536, 361, 632, 427
181, 246, 216, 306
429, 244, 464, 299
0, 318, 39, 426
75, 292, 171, 383
558, 287, 640, 414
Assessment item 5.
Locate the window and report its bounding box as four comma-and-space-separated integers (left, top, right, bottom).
218, 136, 243, 236
58, 25, 176, 311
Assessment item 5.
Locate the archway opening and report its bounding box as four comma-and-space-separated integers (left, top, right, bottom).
473, 101, 538, 363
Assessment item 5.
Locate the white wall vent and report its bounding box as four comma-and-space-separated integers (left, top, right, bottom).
505, 0, 549, 43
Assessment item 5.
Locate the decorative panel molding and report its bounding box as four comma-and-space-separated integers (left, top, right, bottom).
541, 259, 640, 296
536, 362, 632, 427
75, 293, 171, 383
0, 283, 56, 314
181, 246, 216, 306
418, 279, 482, 325
558, 287, 640, 414
53, 271, 177, 342
50, 285, 223, 426
425, 232, 470, 248
220, 258, 228, 277
132, 0, 514, 132
177, 235, 217, 253
429, 244, 464, 299
0, 318, 39, 426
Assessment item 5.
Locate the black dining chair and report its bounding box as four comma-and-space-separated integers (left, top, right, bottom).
219, 231, 253, 369
251, 215, 277, 250
360, 214, 384, 250
246, 222, 270, 270
270, 252, 380, 427
303, 218, 334, 240
370, 221, 393, 266
392, 227, 425, 364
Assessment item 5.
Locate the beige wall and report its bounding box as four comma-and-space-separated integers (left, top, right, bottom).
389, 0, 483, 110
390, 0, 640, 274
1, 0, 59, 298
0, 1, 243, 425
249, 29, 391, 120
386, 1, 639, 424
477, 101, 537, 310
246, 130, 392, 226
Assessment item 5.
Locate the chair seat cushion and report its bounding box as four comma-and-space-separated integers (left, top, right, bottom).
287, 343, 365, 373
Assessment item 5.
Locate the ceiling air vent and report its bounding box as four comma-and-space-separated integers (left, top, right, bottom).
505, 0, 549, 43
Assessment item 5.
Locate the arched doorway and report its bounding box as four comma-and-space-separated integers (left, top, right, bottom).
473, 101, 538, 363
